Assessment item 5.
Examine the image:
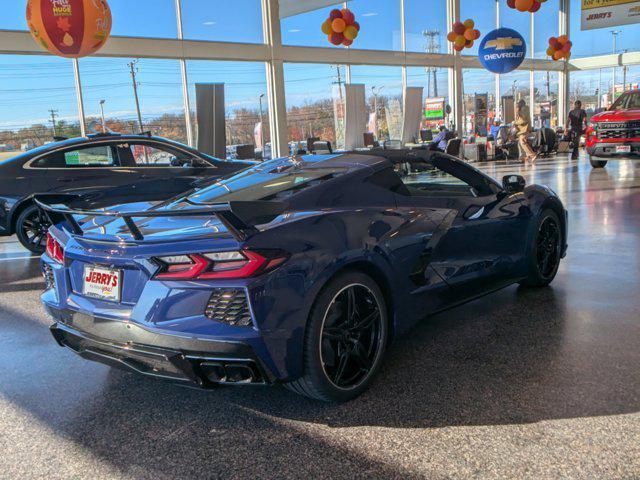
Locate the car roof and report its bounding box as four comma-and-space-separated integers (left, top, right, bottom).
5, 134, 212, 164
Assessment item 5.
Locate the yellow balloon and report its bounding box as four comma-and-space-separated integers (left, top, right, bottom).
321, 20, 332, 35
344, 25, 358, 41
463, 19, 475, 30
454, 35, 466, 48
546, 46, 555, 57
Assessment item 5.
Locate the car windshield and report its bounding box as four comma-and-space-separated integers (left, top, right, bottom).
187, 160, 346, 205
611, 91, 640, 111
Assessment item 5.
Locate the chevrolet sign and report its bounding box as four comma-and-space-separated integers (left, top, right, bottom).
478, 28, 527, 74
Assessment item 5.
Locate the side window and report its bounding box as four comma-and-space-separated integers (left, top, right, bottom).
64, 146, 115, 167
126, 144, 182, 167
394, 159, 475, 197
30, 152, 65, 168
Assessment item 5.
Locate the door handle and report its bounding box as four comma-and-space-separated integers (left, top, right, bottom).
56, 177, 74, 183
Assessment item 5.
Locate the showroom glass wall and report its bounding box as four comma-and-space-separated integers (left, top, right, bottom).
0, 0, 638, 157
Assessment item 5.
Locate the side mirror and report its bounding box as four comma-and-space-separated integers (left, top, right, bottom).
502, 174, 526, 194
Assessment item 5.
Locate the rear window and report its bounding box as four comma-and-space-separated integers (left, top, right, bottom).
188, 163, 345, 205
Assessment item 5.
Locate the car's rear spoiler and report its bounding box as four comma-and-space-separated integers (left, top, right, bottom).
34, 197, 288, 242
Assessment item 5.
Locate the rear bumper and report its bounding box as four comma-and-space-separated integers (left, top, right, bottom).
45, 304, 276, 387
587, 142, 640, 158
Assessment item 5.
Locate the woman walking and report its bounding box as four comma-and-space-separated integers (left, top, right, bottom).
514, 100, 537, 164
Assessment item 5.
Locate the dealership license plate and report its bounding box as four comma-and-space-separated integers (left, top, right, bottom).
83, 265, 122, 302
616, 145, 631, 154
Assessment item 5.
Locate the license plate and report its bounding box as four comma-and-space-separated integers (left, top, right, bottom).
83, 265, 122, 302
616, 145, 631, 154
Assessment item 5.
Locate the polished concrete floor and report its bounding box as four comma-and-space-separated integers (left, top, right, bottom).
0, 154, 639, 479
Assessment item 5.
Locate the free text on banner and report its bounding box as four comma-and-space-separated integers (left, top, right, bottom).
581, 0, 640, 30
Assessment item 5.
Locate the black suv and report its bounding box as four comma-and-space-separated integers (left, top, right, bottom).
0, 133, 252, 252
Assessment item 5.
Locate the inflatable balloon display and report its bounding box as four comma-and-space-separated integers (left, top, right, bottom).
26, 0, 112, 58
546, 35, 572, 61
478, 28, 527, 74
507, 0, 548, 13
447, 19, 481, 52
322, 8, 360, 47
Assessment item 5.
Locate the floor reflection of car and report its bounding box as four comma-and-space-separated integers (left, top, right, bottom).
0, 133, 252, 253
39, 150, 568, 402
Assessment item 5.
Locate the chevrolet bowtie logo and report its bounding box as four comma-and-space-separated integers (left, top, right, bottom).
485, 37, 523, 51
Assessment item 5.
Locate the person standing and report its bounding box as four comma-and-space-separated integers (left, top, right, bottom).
565, 100, 588, 160
514, 99, 537, 164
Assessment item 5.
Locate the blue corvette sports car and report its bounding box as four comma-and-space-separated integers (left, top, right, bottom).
39, 150, 567, 402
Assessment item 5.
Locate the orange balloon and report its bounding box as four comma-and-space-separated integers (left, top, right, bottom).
454, 45, 465, 52
473, 29, 481, 40
332, 18, 346, 33
463, 19, 475, 30
447, 31, 457, 42
515, 0, 534, 11
553, 50, 563, 61
464, 29, 475, 41
558, 34, 569, 44
26, 0, 112, 58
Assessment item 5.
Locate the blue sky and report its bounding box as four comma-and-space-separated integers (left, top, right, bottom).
0, 0, 638, 130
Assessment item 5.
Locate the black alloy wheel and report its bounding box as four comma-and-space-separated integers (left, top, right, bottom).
286, 271, 388, 402
16, 205, 50, 254
520, 209, 563, 287
536, 216, 562, 280
319, 284, 384, 389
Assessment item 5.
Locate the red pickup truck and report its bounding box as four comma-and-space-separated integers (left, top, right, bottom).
586, 89, 640, 168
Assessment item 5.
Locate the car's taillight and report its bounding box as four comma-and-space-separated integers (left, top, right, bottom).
45, 233, 64, 264
153, 250, 287, 280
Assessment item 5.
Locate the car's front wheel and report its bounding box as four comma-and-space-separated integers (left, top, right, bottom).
520, 209, 563, 288
286, 271, 388, 402
589, 156, 608, 168
16, 205, 50, 254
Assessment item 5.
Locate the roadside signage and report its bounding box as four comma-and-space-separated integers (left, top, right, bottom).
425, 98, 445, 120
581, 0, 640, 30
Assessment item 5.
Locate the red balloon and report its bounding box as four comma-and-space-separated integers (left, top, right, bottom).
329, 32, 344, 45
352, 21, 360, 31
530, 1, 541, 12
341, 8, 355, 24
507, 0, 516, 7
453, 22, 466, 35
342, 38, 353, 47
329, 9, 342, 20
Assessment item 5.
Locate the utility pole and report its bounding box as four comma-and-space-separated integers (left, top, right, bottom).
610, 30, 620, 102
99, 100, 106, 133
48, 109, 59, 137
332, 65, 344, 105
128, 60, 144, 133
258, 93, 265, 152
371, 85, 384, 138
423, 30, 441, 97
622, 49, 628, 92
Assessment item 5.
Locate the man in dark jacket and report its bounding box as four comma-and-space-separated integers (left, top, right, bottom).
565, 100, 588, 160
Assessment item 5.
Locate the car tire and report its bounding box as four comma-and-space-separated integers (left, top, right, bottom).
285, 271, 388, 402
16, 205, 50, 254
589, 157, 607, 168
519, 209, 563, 288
